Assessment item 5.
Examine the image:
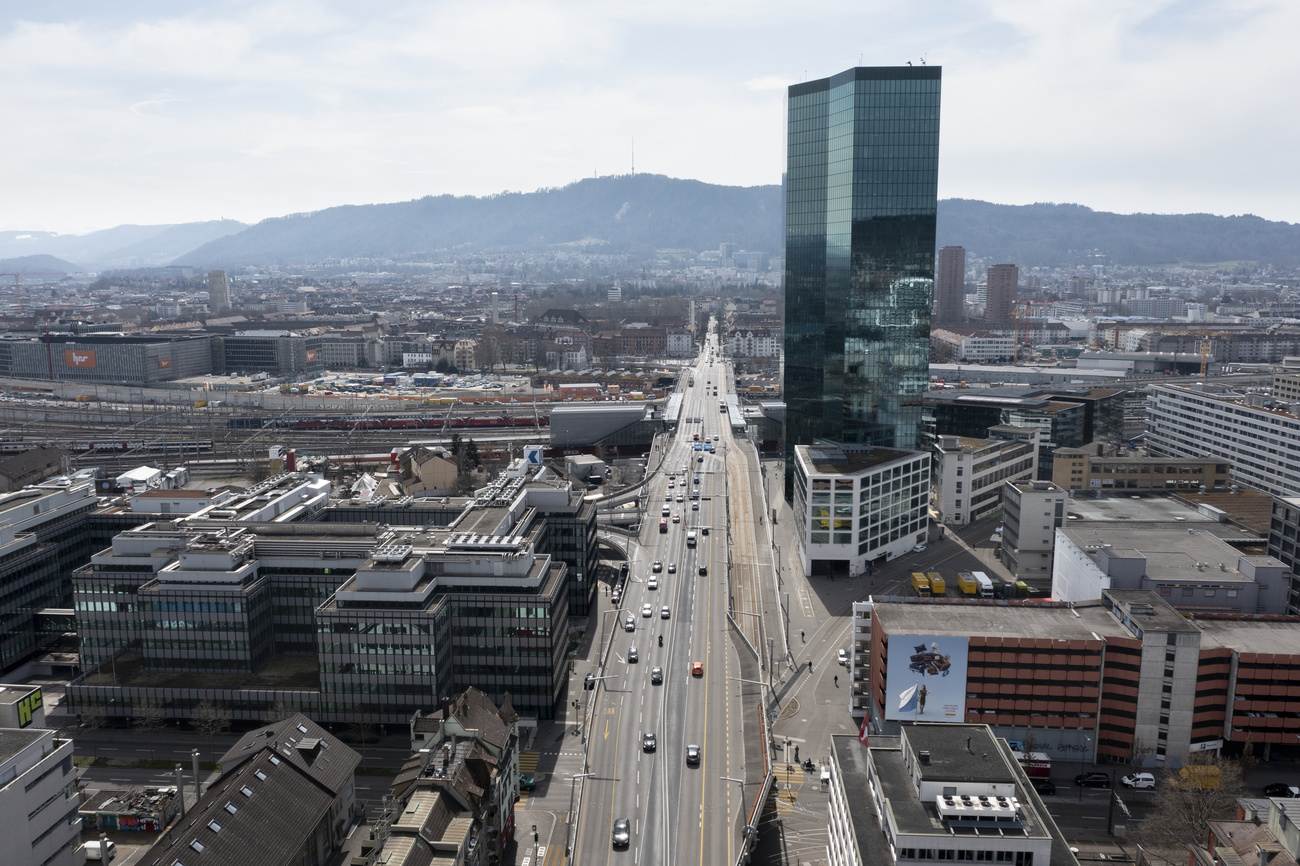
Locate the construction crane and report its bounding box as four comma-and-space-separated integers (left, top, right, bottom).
0, 271, 71, 315
1198, 331, 1234, 377
1010, 300, 1054, 363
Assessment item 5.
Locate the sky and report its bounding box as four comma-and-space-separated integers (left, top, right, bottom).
2, 0, 1297, 234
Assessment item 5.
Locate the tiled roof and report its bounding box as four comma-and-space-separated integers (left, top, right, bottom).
219, 713, 359, 797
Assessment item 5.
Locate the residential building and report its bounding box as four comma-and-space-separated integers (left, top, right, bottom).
398, 446, 459, 495
985, 264, 1018, 327
934, 245, 965, 323
784, 65, 940, 495
827, 725, 1072, 866
848, 600, 873, 720
666, 328, 693, 357
142, 714, 360, 866
726, 328, 781, 359
1262, 495, 1300, 614
929, 328, 1014, 363
1146, 382, 1300, 497
207, 269, 230, 314
1001, 480, 1067, 580
0, 448, 69, 492
931, 428, 1039, 527
0, 724, 81, 866
1193, 798, 1300, 866
793, 444, 930, 578
453, 339, 477, 372
1273, 369, 1300, 403
1051, 445, 1231, 492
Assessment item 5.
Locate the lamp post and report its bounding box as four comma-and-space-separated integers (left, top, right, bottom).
565, 772, 594, 859
1078, 734, 1092, 802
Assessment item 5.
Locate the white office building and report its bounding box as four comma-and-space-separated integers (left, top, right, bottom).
0, 712, 81, 866
1146, 383, 1300, 497
793, 445, 930, 579
931, 427, 1038, 526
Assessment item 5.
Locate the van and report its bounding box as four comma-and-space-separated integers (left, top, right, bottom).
1121, 772, 1156, 790
84, 840, 117, 861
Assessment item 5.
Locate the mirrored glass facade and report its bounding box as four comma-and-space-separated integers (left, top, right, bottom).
784, 66, 941, 491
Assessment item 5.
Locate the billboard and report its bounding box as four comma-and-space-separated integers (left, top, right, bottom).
65, 349, 97, 368
159, 358, 171, 368
305, 349, 317, 362
885, 634, 968, 722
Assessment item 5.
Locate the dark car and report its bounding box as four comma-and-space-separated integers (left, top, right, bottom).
1263, 783, 1300, 797
650, 666, 663, 685
699, 564, 708, 576
519, 773, 536, 791
686, 744, 701, 765
612, 818, 630, 848
642, 731, 657, 752
1032, 778, 1056, 795
1074, 772, 1111, 788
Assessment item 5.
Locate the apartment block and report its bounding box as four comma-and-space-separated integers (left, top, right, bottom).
0, 724, 81, 866
930, 328, 1015, 363
1146, 382, 1300, 497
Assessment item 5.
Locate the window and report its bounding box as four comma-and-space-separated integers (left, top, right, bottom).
224, 802, 237, 814
191, 840, 205, 853
208, 821, 221, 833
240, 786, 253, 797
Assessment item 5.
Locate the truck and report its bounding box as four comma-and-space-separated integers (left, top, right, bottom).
1008, 743, 1052, 779
1179, 765, 1223, 790
957, 572, 979, 596
686, 530, 697, 548
972, 571, 995, 598
910, 572, 931, 597
927, 571, 946, 595
84, 840, 117, 861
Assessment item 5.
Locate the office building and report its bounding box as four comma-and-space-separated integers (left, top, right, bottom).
934, 245, 965, 323
207, 269, 230, 314
793, 444, 930, 578
929, 328, 1014, 363
1262, 496, 1300, 614
985, 264, 1018, 327
0, 334, 213, 385
923, 388, 1087, 481
216, 330, 325, 378
1001, 480, 1068, 580
931, 428, 1039, 527
1146, 382, 1300, 498
783, 65, 941, 493
1051, 445, 1230, 492
0, 722, 80, 866
827, 725, 1073, 866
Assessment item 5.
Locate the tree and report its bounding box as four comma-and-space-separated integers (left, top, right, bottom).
191, 700, 232, 752
262, 700, 299, 723
80, 703, 110, 759
1137, 753, 1245, 856
1128, 736, 1154, 774
449, 433, 463, 457
132, 698, 168, 759
345, 716, 381, 768
466, 438, 480, 467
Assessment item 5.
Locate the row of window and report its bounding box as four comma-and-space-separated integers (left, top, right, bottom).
897, 850, 1032, 864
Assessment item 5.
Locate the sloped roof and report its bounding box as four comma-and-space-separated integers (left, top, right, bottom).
219, 713, 359, 797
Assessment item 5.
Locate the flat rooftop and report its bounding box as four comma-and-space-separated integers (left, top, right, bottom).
1193, 617, 1300, 655
0, 728, 44, 764
873, 600, 1126, 643
797, 444, 921, 476
907, 725, 1016, 784
832, 735, 894, 866
1104, 590, 1202, 633
1061, 527, 1270, 583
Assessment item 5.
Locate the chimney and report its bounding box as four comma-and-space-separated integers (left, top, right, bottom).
175, 764, 186, 818
919, 751, 931, 764
192, 749, 202, 803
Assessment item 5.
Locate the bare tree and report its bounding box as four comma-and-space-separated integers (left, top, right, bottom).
191, 700, 232, 752
1128, 736, 1154, 774
345, 715, 381, 768
1239, 733, 1259, 783
132, 699, 168, 759
1137, 753, 1245, 856
80, 703, 110, 759
262, 700, 299, 723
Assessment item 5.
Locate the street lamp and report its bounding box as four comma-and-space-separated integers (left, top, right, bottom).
566, 772, 594, 858
1078, 734, 1092, 802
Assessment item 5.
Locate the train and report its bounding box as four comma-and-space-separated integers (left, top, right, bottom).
0, 439, 214, 454
227, 414, 550, 431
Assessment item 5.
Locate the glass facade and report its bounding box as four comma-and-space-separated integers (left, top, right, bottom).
784, 66, 941, 491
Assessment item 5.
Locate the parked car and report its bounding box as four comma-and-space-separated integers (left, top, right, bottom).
1075, 772, 1111, 788
837, 648, 848, 665
1263, 783, 1300, 797
912, 543, 927, 553
1032, 778, 1056, 795
1121, 772, 1155, 789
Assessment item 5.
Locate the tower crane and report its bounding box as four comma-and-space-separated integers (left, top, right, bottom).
0, 271, 72, 315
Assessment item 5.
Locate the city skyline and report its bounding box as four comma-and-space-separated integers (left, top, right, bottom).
2, 2, 1298, 234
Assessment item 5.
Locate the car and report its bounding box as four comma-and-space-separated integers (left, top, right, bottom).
612, 817, 631, 848
686, 744, 701, 765
667, 562, 677, 574
1032, 778, 1056, 795
698, 455, 704, 463
676, 494, 684, 502
650, 666, 663, 684
912, 543, 927, 553
643, 731, 657, 752
694, 476, 700, 484
642, 603, 653, 617
692, 502, 699, 510
661, 606, 671, 619
699, 564, 708, 576
624, 616, 635, 632
647, 576, 658, 590
1074, 772, 1111, 788
672, 513, 680, 523
691, 661, 704, 676
665, 493, 672, 501
1263, 783, 1300, 797
838, 648, 848, 665
628, 646, 638, 662
519, 773, 537, 791
652, 560, 663, 572
1121, 772, 1155, 789
713, 435, 719, 441
668, 480, 674, 488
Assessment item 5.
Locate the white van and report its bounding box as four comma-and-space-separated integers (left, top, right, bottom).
84, 840, 117, 861
1121, 772, 1156, 790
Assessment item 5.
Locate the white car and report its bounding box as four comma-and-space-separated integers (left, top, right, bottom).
647, 576, 658, 590
838, 648, 848, 665
676, 494, 684, 502
642, 603, 653, 617
661, 606, 671, 619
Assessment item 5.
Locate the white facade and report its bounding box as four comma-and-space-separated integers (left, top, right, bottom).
1146, 383, 1300, 497
666, 330, 693, 357
794, 445, 930, 578
403, 352, 433, 367
0, 728, 82, 866
1001, 480, 1067, 579
931, 329, 1015, 362
931, 432, 1038, 526
849, 600, 873, 720
726, 328, 781, 358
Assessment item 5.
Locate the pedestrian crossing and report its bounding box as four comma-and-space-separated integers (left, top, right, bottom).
772, 762, 808, 815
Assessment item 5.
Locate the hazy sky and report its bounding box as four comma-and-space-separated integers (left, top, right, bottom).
3, 0, 1296, 234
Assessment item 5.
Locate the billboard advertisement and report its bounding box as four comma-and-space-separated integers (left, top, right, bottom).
65, 349, 97, 368
305, 350, 317, 362
885, 634, 968, 722
17, 687, 42, 727
159, 358, 171, 368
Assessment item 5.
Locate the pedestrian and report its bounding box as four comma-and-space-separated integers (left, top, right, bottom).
834, 675, 838, 687
801, 630, 805, 642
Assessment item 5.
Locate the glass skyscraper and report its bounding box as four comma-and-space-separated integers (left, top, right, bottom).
783, 66, 941, 492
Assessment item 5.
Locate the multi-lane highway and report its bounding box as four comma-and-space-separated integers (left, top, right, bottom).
571, 327, 755, 864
